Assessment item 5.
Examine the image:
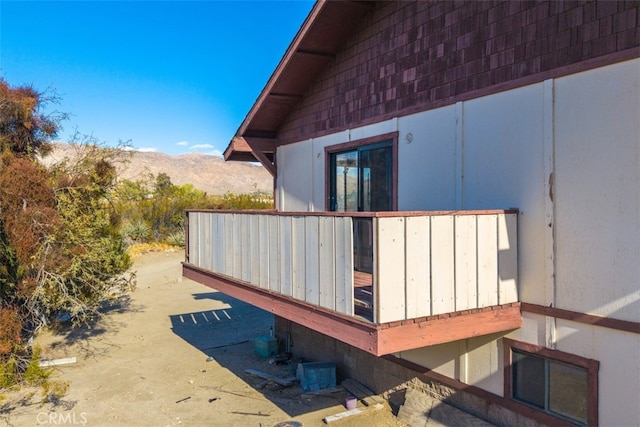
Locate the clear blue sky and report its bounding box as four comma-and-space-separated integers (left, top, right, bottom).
0, 1, 314, 156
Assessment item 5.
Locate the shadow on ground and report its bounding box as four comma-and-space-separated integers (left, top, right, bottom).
169, 291, 346, 419
47, 295, 144, 360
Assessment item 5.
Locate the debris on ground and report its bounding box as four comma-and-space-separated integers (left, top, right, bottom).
341, 378, 385, 406
230, 411, 270, 417
323, 403, 384, 423
245, 369, 297, 387
39, 357, 77, 367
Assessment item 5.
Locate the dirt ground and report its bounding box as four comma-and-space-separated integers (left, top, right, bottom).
0, 251, 407, 427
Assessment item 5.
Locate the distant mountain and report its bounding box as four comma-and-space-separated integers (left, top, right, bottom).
42, 143, 273, 196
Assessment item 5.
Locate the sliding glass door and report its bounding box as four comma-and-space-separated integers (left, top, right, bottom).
329, 140, 393, 272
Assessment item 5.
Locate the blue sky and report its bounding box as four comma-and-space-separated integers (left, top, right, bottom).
0, 1, 313, 156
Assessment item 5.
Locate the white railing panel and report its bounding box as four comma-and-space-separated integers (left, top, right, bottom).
249, 215, 260, 285
198, 213, 210, 270
223, 214, 234, 277
214, 214, 225, 275
188, 213, 200, 267
291, 216, 306, 300
405, 216, 431, 318
477, 214, 498, 307
318, 217, 336, 310
187, 210, 512, 324
268, 215, 280, 292
377, 217, 407, 323
241, 214, 251, 283
334, 217, 353, 315
430, 215, 456, 315
232, 214, 243, 279
305, 216, 320, 306
279, 216, 293, 298
258, 215, 270, 289
498, 213, 518, 304
455, 215, 477, 311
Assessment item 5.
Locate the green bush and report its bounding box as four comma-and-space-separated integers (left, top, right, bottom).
166, 230, 185, 247
122, 220, 152, 243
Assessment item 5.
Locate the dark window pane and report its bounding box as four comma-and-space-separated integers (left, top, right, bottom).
549, 361, 588, 424
513, 351, 545, 409
359, 146, 392, 211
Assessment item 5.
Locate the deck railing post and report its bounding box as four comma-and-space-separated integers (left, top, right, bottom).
184, 211, 190, 263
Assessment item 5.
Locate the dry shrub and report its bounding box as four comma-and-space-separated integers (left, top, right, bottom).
0, 306, 22, 356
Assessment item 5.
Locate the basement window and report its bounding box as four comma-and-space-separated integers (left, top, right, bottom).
504, 339, 599, 426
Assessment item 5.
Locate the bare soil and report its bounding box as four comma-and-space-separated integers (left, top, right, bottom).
0, 251, 406, 427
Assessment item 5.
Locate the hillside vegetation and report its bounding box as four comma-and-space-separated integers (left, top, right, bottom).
43, 143, 273, 196
0, 78, 272, 391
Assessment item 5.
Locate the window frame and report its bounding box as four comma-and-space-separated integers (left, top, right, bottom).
324, 132, 398, 212
503, 338, 599, 427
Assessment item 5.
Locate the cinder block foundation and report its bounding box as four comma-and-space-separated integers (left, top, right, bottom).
274, 316, 544, 427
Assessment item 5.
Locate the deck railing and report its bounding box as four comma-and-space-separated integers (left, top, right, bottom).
185, 210, 518, 324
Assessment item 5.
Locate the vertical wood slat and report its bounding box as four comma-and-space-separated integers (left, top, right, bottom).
455, 215, 477, 311
232, 214, 243, 279
305, 216, 320, 306
188, 213, 199, 267
431, 215, 455, 315
249, 215, 260, 285
334, 217, 353, 316
198, 213, 210, 270
208, 214, 216, 272
498, 213, 518, 304
241, 214, 251, 283
268, 215, 280, 292
377, 217, 406, 323
223, 214, 234, 277
477, 214, 498, 307
215, 214, 225, 276
279, 216, 293, 297
405, 216, 431, 318
258, 215, 269, 289
318, 217, 335, 310
292, 216, 306, 300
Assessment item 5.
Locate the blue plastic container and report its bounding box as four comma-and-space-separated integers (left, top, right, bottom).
296, 362, 336, 391
254, 336, 277, 358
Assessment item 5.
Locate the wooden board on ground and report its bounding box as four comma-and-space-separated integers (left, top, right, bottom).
244, 369, 296, 387
341, 378, 385, 406
323, 403, 384, 423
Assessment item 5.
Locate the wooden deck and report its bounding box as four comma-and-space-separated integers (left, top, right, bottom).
354, 271, 373, 322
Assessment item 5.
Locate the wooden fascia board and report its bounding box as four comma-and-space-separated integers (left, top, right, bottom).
375, 304, 522, 355
183, 263, 524, 357
223, 137, 251, 161
182, 263, 378, 354
236, 1, 326, 138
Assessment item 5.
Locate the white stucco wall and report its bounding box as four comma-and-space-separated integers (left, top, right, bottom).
397, 105, 458, 210
554, 59, 640, 322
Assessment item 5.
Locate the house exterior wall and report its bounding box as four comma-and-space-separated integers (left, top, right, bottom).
276, 54, 639, 426
266, 2, 640, 425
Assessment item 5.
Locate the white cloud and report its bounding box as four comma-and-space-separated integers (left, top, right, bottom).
176, 141, 189, 146
190, 144, 214, 151
206, 149, 224, 158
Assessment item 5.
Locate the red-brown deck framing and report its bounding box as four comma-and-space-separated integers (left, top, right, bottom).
183, 262, 522, 356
